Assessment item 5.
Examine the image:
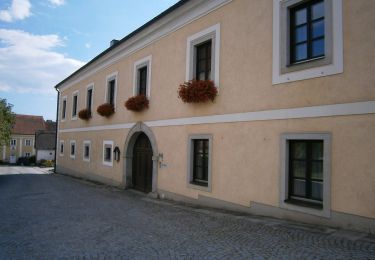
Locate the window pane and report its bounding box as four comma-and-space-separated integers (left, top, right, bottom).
105, 147, 111, 161
292, 161, 306, 178
312, 39, 324, 57
295, 25, 307, 43
311, 181, 323, 200
295, 8, 307, 25
312, 142, 323, 160
195, 140, 203, 153
195, 154, 203, 167
293, 179, 306, 197
312, 20, 324, 38
194, 166, 204, 180
312, 1, 324, 20
295, 43, 307, 61
311, 161, 323, 180
292, 142, 306, 159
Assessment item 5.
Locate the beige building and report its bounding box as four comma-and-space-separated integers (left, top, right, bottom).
1, 114, 46, 163
55, 0, 375, 233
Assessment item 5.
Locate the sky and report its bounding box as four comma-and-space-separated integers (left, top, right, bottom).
0, 0, 179, 120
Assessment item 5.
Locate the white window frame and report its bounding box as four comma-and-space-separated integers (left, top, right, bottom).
186, 23, 220, 86
59, 140, 64, 157
70, 140, 76, 159
71, 91, 79, 120
272, 0, 343, 84
25, 139, 32, 146
61, 95, 67, 122
133, 55, 152, 98
83, 140, 91, 162
280, 133, 331, 217
187, 134, 213, 192
10, 139, 16, 146
25, 152, 31, 157
105, 72, 118, 108
102, 140, 114, 167
86, 83, 94, 111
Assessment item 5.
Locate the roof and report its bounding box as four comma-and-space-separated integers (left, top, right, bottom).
54, 0, 190, 90
12, 114, 46, 135
35, 131, 56, 150
45, 120, 57, 131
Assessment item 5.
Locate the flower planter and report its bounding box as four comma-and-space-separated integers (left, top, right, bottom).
178, 80, 217, 103
125, 95, 149, 112
97, 103, 115, 117
78, 108, 91, 120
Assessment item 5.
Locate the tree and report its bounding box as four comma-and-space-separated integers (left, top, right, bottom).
0, 99, 16, 147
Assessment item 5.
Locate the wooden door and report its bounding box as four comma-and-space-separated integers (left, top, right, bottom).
132, 133, 153, 193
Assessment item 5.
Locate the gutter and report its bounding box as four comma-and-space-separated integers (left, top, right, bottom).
54, 88, 59, 173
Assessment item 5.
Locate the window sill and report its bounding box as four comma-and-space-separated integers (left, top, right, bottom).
190, 181, 208, 187
284, 198, 323, 210
287, 56, 325, 67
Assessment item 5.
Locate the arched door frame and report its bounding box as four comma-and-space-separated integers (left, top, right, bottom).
123, 122, 158, 192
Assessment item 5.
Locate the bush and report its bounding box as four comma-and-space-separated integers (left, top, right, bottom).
41, 160, 54, 167
125, 95, 149, 112
97, 103, 115, 117
78, 108, 92, 120
29, 155, 36, 164
178, 80, 217, 103
17, 157, 30, 166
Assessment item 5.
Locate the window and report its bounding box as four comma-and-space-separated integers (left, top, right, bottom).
59, 141, 64, 156
86, 84, 94, 113
10, 139, 16, 146
106, 73, 117, 106
290, 0, 325, 64
195, 40, 212, 80
25, 152, 31, 157
72, 91, 78, 119
280, 133, 331, 217
61, 96, 67, 120
83, 141, 91, 162
187, 134, 212, 192
102, 140, 113, 166
25, 139, 31, 146
272, 0, 343, 84
70, 140, 76, 159
133, 56, 152, 97
186, 23, 220, 85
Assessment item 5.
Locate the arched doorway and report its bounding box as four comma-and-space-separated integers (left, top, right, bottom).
132, 133, 153, 193
123, 122, 158, 193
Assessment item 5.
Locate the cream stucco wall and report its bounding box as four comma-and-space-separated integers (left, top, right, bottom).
3, 134, 35, 162
56, 0, 375, 228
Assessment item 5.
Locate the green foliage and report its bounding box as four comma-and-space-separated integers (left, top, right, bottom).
0, 99, 15, 147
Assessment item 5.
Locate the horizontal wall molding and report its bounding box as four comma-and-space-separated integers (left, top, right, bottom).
58, 101, 375, 133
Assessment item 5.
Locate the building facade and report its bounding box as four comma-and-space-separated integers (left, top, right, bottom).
55, 0, 375, 233
2, 115, 46, 163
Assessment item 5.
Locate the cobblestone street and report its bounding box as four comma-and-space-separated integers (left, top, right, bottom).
0, 167, 374, 259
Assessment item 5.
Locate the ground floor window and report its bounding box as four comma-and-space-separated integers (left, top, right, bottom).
280, 133, 331, 217
59, 141, 64, 156
103, 140, 113, 166
187, 134, 212, 192
83, 141, 91, 162
25, 152, 31, 157
70, 140, 76, 159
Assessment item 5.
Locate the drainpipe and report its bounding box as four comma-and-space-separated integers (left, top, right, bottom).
54, 88, 60, 173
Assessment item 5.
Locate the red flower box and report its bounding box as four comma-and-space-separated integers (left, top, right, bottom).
78, 108, 91, 120
97, 103, 115, 117
178, 80, 217, 103
125, 95, 149, 112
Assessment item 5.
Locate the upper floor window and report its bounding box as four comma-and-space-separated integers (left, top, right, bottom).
106, 73, 117, 107
186, 24, 220, 85
61, 96, 67, 120
195, 40, 212, 80
10, 139, 16, 146
133, 56, 152, 97
25, 139, 32, 146
86, 85, 93, 113
290, 0, 325, 64
72, 91, 78, 119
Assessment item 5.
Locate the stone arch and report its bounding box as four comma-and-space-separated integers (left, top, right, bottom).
123, 122, 158, 192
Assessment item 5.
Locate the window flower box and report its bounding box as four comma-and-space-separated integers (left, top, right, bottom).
125, 94, 149, 112
78, 108, 91, 120
97, 103, 115, 117
178, 80, 217, 103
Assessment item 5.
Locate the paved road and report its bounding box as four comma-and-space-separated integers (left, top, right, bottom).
0, 167, 374, 259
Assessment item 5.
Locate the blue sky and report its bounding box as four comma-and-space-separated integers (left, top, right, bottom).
0, 0, 179, 120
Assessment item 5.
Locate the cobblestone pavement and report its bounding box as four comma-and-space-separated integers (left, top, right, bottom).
0, 168, 374, 259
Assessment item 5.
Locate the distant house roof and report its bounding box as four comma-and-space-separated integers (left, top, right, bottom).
45, 120, 57, 131
35, 131, 56, 150
12, 114, 46, 135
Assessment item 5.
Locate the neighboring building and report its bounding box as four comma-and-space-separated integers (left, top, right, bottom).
35, 130, 56, 162
2, 114, 45, 163
54, 0, 375, 233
